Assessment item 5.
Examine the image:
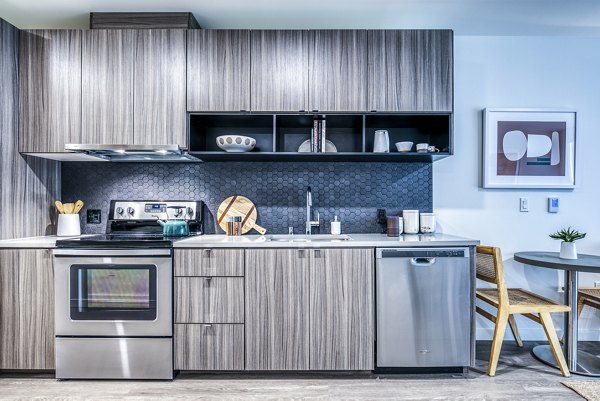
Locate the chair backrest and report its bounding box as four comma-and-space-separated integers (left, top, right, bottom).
476, 245, 509, 305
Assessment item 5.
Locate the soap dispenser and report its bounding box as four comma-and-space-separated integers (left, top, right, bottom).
330, 215, 341, 235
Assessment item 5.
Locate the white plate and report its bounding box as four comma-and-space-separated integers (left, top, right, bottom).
298, 139, 337, 153
216, 135, 256, 152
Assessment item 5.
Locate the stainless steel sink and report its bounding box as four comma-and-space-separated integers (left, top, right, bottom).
267, 234, 353, 242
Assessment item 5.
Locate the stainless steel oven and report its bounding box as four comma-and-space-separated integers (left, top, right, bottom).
53, 248, 173, 379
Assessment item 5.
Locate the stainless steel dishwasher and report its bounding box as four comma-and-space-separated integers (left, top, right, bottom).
376, 247, 471, 369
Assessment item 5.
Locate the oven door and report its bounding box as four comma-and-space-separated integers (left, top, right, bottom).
54, 249, 172, 337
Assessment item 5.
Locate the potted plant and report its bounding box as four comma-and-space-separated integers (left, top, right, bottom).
549, 227, 586, 259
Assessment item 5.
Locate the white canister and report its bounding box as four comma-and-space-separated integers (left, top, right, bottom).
402, 210, 419, 234
420, 212, 436, 234
373, 130, 390, 153
57, 214, 81, 237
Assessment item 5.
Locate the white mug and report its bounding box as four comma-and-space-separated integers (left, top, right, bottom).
427, 146, 440, 153
416, 143, 429, 153
373, 130, 390, 153
57, 214, 81, 237
402, 210, 419, 234
420, 212, 436, 234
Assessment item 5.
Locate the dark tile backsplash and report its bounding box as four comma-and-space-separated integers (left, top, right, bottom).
61, 162, 432, 234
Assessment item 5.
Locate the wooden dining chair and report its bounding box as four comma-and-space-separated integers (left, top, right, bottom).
475, 245, 571, 376
577, 288, 600, 316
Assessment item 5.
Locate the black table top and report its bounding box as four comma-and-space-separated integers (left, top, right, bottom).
514, 251, 600, 273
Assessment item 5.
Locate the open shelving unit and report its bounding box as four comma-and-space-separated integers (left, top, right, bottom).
188, 112, 452, 162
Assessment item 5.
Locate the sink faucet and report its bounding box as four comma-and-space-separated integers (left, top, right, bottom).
306, 186, 320, 235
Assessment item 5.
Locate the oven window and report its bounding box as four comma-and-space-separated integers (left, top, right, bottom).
70, 265, 157, 320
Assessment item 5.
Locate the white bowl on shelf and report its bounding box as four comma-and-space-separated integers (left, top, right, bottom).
216, 135, 256, 152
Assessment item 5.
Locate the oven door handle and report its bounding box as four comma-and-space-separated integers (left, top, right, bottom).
53, 249, 172, 257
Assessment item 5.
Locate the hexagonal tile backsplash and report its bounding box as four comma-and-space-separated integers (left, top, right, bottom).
62, 162, 432, 234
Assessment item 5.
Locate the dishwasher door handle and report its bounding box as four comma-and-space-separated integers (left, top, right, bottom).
410, 257, 436, 266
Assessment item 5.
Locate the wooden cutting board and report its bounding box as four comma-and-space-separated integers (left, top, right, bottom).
217, 195, 267, 235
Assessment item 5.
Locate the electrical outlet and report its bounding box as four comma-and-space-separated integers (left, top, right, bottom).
87, 209, 101, 224
594, 281, 600, 288
548, 197, 559, 213
520, 197, 529, 212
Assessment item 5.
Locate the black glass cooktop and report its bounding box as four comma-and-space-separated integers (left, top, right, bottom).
55, 234, 192, 249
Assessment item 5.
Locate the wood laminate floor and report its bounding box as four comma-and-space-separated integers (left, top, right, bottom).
0, 341, 595, 400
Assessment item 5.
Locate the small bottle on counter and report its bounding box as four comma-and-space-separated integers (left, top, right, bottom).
330, 215, 341, 235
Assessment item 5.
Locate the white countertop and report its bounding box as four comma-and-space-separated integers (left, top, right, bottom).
173, 233, 479, 248
0, 233, 479, 249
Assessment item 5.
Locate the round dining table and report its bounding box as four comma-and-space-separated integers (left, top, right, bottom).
514, 251, 600, 376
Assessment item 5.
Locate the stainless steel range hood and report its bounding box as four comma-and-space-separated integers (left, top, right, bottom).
65, 144, 199, 162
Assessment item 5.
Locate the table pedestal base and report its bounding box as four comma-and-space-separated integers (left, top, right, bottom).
532, 345, 600, 376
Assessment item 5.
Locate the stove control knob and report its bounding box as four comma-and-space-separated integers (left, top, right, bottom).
127, 207, 135, 215
116, 207, 124, 216
187, 207, 194, 217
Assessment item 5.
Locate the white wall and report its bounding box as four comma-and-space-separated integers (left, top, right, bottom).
435, 36, 600, 340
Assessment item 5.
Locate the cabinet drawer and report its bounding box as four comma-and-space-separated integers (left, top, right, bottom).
175, 324, 244, 370
175, 277, 244, 323
174, 249, 244, 276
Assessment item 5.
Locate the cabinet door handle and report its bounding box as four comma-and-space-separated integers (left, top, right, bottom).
204, 249, 211, 257
314, 249, 321, 257
204, 277, 212, 282
202, 324, 212, 328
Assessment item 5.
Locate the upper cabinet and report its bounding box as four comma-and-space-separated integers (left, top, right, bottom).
187, 30, 251, 112
82, 30, 135, 144
133, 29, 187, 146
19, 30, 82, 153
367, 30, 453, 112
250, 30, 309, 112
308, 30, 368, 112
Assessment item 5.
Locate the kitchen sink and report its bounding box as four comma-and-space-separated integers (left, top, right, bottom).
267, 234, 353, 242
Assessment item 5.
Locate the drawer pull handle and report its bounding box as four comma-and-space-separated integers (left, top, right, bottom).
202, 324, 212, 328
204, 249, 212, 256
204, 277, 212, 282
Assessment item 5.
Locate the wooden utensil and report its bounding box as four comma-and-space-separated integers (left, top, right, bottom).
63, 203, 75, 214
217, 195, 267, 235
55, 200, 65, 214
74, 200, 84, 214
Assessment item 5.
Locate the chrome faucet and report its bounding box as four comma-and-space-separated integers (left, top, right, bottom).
306, 186, 320, 235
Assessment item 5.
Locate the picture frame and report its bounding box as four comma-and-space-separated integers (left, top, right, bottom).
483, 108, 576, 189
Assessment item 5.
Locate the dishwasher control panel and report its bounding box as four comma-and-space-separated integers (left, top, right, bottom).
377, 248, 468, 259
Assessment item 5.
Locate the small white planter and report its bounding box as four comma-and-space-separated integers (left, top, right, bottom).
560, 241, 578, 259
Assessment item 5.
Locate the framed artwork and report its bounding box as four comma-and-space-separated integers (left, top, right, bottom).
483, 108, 576, 189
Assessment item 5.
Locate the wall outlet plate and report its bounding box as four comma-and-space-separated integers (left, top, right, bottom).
87, 209, 101, 224
520, 197, 529, 212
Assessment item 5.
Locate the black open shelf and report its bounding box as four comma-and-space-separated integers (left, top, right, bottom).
188, 112, 452, 162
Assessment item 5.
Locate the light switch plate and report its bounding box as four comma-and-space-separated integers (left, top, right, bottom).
548, 197, 559, 213
520, 197, 529, 212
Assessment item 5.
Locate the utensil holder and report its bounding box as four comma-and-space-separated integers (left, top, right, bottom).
57, 214, 81, 237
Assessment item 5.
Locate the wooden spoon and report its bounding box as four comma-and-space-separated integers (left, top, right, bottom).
63, 203, 75, 214
55, 201, 65, 214
74, 200, 84, 214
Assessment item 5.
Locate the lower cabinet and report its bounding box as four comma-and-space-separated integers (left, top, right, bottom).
174, 324, 244, 370
245, 249, 310, 370
245, 248, 374, 371
0, 249, 54, 370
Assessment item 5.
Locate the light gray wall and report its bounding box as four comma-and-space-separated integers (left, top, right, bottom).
436, 35, 600, 340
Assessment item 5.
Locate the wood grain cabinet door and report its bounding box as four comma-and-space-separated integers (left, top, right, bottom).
245, 248, 310, 370
175, 324, 244, 370
81, 30, 135, 144
19, 30, 82, 152
308, 30, 368, 112
174, 249, 244, 277
187, 30, 251, 112
309, 248, 374, 370
367, 30, 453, 112
0, 249, 54, 369
250, 30, 309, 112
175, 277, 244, 324
133, 29, 187, 146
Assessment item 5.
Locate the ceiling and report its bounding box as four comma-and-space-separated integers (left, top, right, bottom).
1, 0, 600, 36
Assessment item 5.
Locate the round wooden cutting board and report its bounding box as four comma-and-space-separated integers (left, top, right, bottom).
216, 195, 267, 235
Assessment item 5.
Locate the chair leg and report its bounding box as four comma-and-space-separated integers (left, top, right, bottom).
508, 315, 523, 347
539, 312, 570, 377
488, 309, 509, 376
577, 295, 585, 317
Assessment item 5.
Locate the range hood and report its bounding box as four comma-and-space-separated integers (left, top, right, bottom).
65, 144, 199, 162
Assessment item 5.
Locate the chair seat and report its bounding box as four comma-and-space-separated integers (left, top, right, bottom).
579, 288, 600, 302
476, 288, 570, 312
